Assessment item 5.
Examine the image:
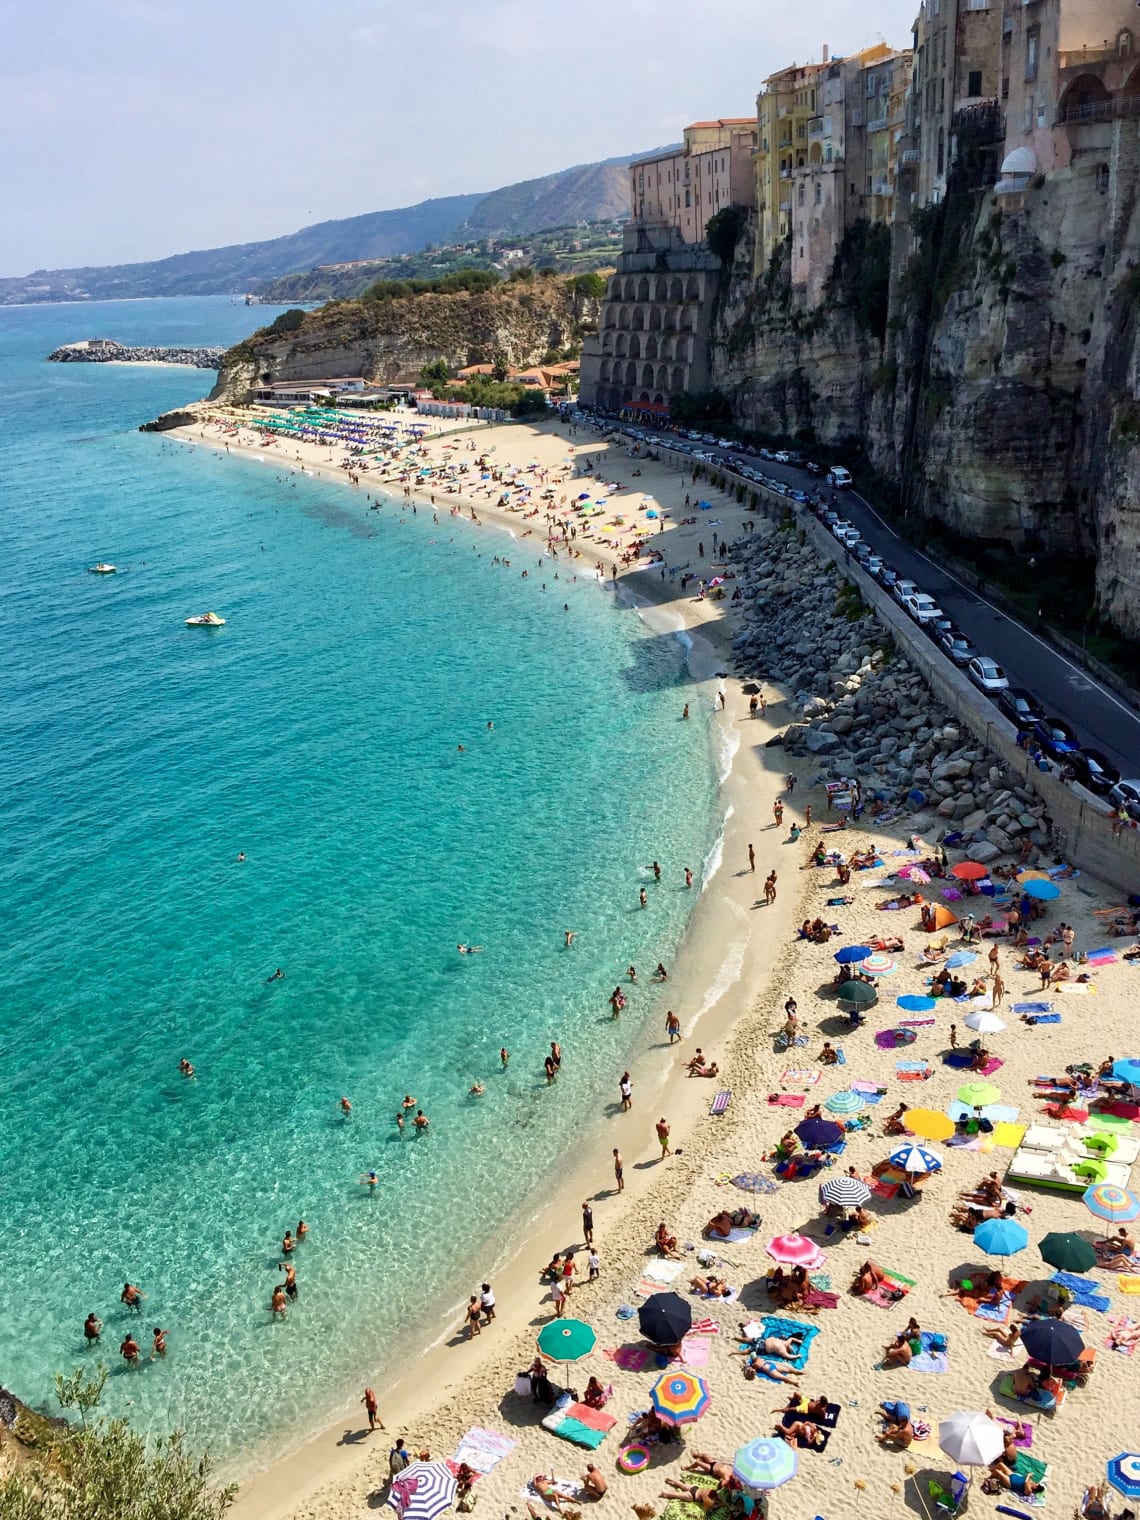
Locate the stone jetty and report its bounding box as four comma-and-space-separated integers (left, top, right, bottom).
47, 338, 225, 369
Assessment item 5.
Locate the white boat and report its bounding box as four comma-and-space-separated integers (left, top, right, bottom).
88, 563, 117, 574
185, 611, 226, 627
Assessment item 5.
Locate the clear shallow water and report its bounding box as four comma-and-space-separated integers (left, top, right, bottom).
0, 299, 717, 1469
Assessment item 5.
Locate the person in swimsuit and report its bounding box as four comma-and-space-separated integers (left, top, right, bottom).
150, 1327, 169, 1359
83, 1312, 102, 1344
120, 1332, 141, 1367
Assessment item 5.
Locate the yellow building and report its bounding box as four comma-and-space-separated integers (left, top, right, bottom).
754, 58, 830, 275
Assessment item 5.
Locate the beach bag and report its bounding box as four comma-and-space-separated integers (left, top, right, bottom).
929, 1333, 948, 1352
514, 1375, 532, 1398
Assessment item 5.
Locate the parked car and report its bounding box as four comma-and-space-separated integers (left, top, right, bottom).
905, 592, 945, 623
773, 450, 790, 463
1033, 716, 1081, 761
827, 466, 853, 488
864, 554, 884, 577
1067, 748, 1121, 796
939, 627, 977, 666
876, 564, 900, 588
806, 460, 824, 475
996, 687, 1046, 729
853, 543, 873, 564
967, 656, 1009, 693
893, 578, 919, 606
832, 519, 852, 538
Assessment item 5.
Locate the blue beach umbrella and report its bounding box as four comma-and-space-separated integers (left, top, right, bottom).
897, 994, 937, 1013
1022, 878, 1060, 900
974, 1217, 1029, 1256
796, 1118, 845, 1148
1112, 1059, 1140, 1085
889, 1143, 943, 1174
1107, 1454, 1140, 1499
733, 1436, 798, 1490
835, 945, 871, 965
946, 950, 977, 969
824, 1089, 865, 1114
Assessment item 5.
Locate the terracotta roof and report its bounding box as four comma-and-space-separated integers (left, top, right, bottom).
687, 117, 756, 128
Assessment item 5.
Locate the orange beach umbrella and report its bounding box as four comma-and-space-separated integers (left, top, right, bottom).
903, 1108, 956, 1141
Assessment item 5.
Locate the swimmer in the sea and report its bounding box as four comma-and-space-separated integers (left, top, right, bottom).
236, 852, 246, 863
267, 968, 285, 982
469, 1081, 485, 1096
339, 1096, 352, 1117
457, 944, 484, 954
178, 1057, 195, 1078
361, 1170, 379, 1189
565, 930, 577, 947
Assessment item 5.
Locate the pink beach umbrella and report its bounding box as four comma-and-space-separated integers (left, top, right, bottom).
766, 1233, 823, 1266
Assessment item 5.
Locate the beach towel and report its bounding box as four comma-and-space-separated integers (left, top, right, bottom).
453, 1428, 517, 1474
957, 1277, 1025, 1317
782, 1069, 820, 1086
1115, 1275, 1140, 1294
1014, 1453, 1049, 1488
522, 1476, 581, 1503
643, 1259, 684, 1284
864, 1269, 916, 1308
678, 1337, 710, 1366
897, 1061, 932, 1081
802, 1288, 840, 1310
603, 1345, 652, 1372
997, 1373, 1062, 1413
1085, 949, 1117, 965
1107, 1316, 1138, 1354
978, 1056, 1004, 1076
540, 1395, 616, 1449
975, 1292, 1014, 1324
988, 1338, 1015, 1360
993, 1123, 1027, 1148
718, 1226, 757, 1244
1025, 1014, 1062, 1025
997, 1417, 1033, 1449
777, 1411, 832, 1450
690, 1316, 720, 1335
1056, 981, 1097, 995
767, 1093, 806, 1107
867, 1176, 899, 1199
661, 1473, 731, 1520
944, 1051, 974, 1068
1051, 1272, 1111, 1311
1014, 1003, 1054, 1014
710, 1090, 731, 1115
911, 1331, 950, 1373
758, 1315, 821, 1369
900, 1017, 938, 1028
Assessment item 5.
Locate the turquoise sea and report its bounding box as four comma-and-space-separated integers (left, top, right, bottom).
0, 298, 718, 1470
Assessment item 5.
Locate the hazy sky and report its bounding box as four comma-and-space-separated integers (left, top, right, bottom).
1, 0, 918, 276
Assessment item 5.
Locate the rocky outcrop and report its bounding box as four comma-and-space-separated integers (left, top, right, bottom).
48, 338, 224, 367
211, 276, 600, 403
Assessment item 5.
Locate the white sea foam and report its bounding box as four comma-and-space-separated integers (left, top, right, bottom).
688, 898, 749, 1032
701, 804, 733, 889
713, 720, 741, 785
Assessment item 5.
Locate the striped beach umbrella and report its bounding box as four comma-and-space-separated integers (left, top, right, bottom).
387, 1462, 457, 1520
862, 952, 897, 975
536, 1318, 596, 1363
766, 1233, 823, 1266
835, 945, 871, 965
820, 1175, 871, 1209
734, 1436, 798, 1490
1084, 1183, 1140, 1222
650, 1370, 711, 1426
903, 1108, 956, 1141
825, 1088, 866, 1114
897, 994, 937, 1013
889, 1143, 943, 1174
957, 1081, 1001, 1107
974, 1217, 1029, 1256
1107, 1454, 1140, 1499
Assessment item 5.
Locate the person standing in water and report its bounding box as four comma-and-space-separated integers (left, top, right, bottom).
639, 887, 648, 908
619, 1072, 633, 1111
684, 866, 693, 888
656, 1117, 672, 1158
500, 1047, 510, 1068
666, 1010, 681, 1043
613, 1148, 624, 1192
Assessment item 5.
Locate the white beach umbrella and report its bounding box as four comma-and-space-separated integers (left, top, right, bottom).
964, 1009, 1006, 1033
938, 1411, 1005, 1466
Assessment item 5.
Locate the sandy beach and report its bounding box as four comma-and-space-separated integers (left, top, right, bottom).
163, 407, 1140, 1520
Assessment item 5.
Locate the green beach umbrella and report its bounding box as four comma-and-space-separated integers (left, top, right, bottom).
837, 979, 877, 1005
536, 1318, 596, 1363
957, 1081, 1001, 1107
1038, 1232, 1097, 1274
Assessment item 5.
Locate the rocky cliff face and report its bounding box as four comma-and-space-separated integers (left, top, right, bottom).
213, 276, 599, 401
709, 127, 1140, 640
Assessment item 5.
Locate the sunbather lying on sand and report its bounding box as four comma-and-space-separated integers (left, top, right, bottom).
684, 1455, 736, 1485
851, 1260, 887, 1296
776, 1419, 824, 1448
658, 1483, 718, 1513
689, 1275, 733, 1297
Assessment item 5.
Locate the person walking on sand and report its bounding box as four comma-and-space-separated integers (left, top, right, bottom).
748, 843, 756, 873
656, 1117, 672, 1158
666, 1010, 681, 1043
773, 800, 783, 827
480, 1282, 496, 1321
582, 1201, 594, 1247
765, 871, 778, 905
992, 970, 1005, 1007
362, 1386, 384, 1431
804, 804, 812, 826
613, 1147, 624, 1192
619, 1071, 633, 1110
465, 1295, 482, 1338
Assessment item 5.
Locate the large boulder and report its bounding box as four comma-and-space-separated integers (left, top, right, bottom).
805, 728, 842, 754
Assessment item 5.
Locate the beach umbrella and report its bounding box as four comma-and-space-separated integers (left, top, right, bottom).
731, 1172, 770, 1193
795, 1118, 845, 1148
834, 945, 871, 965
1107, 1455, 1140, 1499
862, 952, 898, 975
974, 1217, 1029, 1256
889, 1143, 943, 1174
938, 1411, 1005, 1466
957, 1081, 1001, 1106
1084, 1183, 1140, 1222
733, 1436, 798, 1490
650, 1370, 711, 1426
1112, 1058, 1140, 1085
820, 1175, 871, 1209
824, 1088, 866, 1114
946, 950, 978, 969
1019, 1317, 1084, 1366
766, 1233, 823, 1266
964, 1009, 1006, 1033
1038, 1232, 1097, 1273
903, 1108, 956, 1141
387, 1462, 457, 1520
638, 1292, 691, 1345
951, 862, 989, 881
837, 979, 877, 1005
897, 994, 937, 1013
1023, 878, 1060, 900
536, 1318, 596, 1363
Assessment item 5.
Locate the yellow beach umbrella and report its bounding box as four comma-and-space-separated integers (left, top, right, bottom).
903, 1108, 956, 1142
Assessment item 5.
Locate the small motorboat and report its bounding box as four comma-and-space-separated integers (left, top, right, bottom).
88, 563, 117, 574
185, 611, 226, 627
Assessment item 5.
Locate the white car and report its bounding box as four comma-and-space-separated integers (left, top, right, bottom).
837, 528, 862, 548
865, 554, 884, 576
967, 656, 1010, 693
773, 450, 790, 463
904, 592, 944, 623
827, 466, 853, 488
892, 578, 919, 606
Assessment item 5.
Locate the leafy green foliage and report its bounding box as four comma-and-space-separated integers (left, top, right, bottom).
824, 220, 892, 342
570, 271, 607, 299
363, 269, 501, 302
670, 389, 733, 423
267, 308, 306, 334
705, 206, 748, 265
54, 1365, 107, 1425
419, 357, 451, 385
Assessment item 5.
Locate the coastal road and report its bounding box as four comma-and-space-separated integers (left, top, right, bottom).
690, 439, 1140, 779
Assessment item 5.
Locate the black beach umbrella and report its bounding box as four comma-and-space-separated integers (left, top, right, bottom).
1038, 1232, 1097, 1274
795, 1117, 845, 1148
638, 1291, 692, 1346
1019, 1317, 1085, 1366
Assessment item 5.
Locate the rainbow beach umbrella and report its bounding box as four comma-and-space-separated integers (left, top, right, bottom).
734, 1436, 798, 1489
862, 952, 898, 975
1084, 1182, 1140, 1222
650, 1370, 711, 1425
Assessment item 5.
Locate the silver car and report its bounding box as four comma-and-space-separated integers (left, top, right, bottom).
967, 656, 1009, 694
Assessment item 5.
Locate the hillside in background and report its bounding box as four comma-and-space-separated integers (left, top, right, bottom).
1, 150, 663, 306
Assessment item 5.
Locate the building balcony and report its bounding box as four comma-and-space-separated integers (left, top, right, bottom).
900, 148, 920, 164
779, 200, 792, 212
1056, 91, 1140, 126
873, 179, 895, 196
808, 117, 824, 137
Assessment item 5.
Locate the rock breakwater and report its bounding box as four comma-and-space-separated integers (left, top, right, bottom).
48, 338, 224, 368
730, 521, 1052, 859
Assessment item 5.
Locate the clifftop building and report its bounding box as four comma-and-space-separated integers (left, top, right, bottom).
630, 120, 758, 245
